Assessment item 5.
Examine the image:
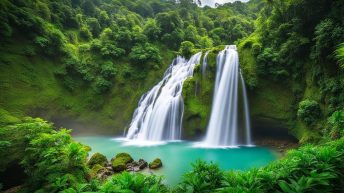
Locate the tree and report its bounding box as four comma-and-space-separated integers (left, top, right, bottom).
336, 43, 344, 68
143, 18, 161, 41
80, 26, 92, 40
184, 25, 199, 45
199, 36, 213, 48
87, 18, 101, 37
156, 12, 183, 34
179, 41, 194, 58
129, 43, 161, 66
82, 0, 96, 16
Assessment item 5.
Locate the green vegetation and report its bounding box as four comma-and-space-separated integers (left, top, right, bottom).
0, 0, 259, 134
1, 0, 344, 192
238, 0, 344, 142
297, 99, 322, 126
176, 137, 344, 193
2, 118, 343, 192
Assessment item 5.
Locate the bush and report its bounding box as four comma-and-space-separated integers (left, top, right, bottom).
179, 41, 195, 58
176, 138, 344, 193
100, 172, 168, 192
175, 160, 223, 193
297, 99, 322, 126
21, 128, 89, 191
327, 110, 344, 139
336, 43, 344, 68
93, 77, 112, 93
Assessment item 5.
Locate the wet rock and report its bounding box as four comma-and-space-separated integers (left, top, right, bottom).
149, 158, 162, 169
126, 159, 148, 172
111, 153, 134, 172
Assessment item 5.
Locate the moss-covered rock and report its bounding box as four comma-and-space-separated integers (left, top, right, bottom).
88, 152, 107, 168
111, 153, 133, 172
89, 164, 105, 178
149, 158, 162, 169
181, 48, 218, 139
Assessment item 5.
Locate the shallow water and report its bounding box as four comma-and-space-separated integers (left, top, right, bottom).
74, 136, 277, 185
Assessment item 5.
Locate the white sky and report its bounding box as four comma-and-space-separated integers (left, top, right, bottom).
195, 0, 250, 7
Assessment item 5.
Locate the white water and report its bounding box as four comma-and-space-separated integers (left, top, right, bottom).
126, 53, 202, 142
203, 45, 252, 147
201, 51, 210, 77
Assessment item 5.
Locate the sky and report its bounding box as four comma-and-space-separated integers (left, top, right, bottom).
194, 0, 250, 8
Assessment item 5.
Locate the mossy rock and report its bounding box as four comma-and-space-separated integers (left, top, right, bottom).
111, 153, 133, 172
89, 164, 105, 178
88, 152, 107, 168
149, 158, 162, 169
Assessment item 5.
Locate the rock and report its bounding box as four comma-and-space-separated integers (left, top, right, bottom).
90, 163, 116, 180
88, 152, 107, 168
111, 152, 134, 172
138, 159, 148, 169
126, 159, 148, 172
149, 158, 162, 169
89, 164, 106, 179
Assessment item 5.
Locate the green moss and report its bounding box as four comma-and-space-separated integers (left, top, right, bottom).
149, 158, 162, 169
111, 153, 133, 172
88, 152, 107, 168
0, 109, 20, 126
89, 164, 104, 179
0, 38, 175, 135
238, 48, 258, 88
181, 47, 223, 138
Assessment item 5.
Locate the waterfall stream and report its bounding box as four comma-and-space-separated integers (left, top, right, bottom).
126, 52, 202, 142
203, 45, 252, 147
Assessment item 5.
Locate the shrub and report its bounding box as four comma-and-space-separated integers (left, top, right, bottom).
336, 43, 344, 68
176, 138, 344, 193
179, 41, 195, 58
100, 172, 168, 192
21, 127, 89, 191
297, 99, 322, 126
175, 160, 223, 193
327, 110, 344, 139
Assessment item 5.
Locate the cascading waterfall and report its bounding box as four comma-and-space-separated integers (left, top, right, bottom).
126, 52, 202, 142
201, 51, 210, 77
203, 45, 252, 147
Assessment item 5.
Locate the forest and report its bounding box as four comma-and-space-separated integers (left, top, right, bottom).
0, 0, 343, 192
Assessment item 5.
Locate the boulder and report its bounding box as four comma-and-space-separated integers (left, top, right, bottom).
149, 158, 162, 169
88, 152, 107, 168
111, 153, 134, 172
89, 164, 105, 179
126, 158, 148, 172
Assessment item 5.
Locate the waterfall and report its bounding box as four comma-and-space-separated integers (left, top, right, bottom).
203, 45, 252, 147
201, 51, 210, 77
126, 52, 202, 142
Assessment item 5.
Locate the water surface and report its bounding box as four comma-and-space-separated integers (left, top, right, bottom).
74, 136, 277, 185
